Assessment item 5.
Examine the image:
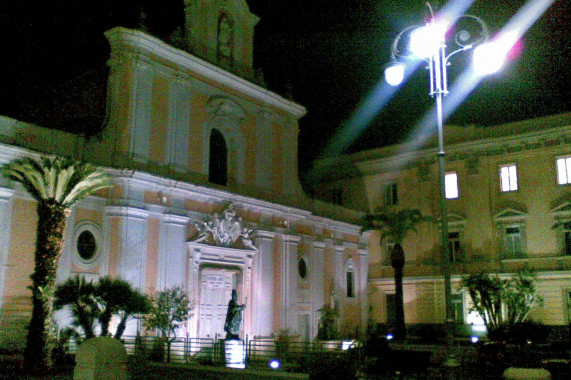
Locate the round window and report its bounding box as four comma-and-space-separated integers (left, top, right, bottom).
77, 230, 97, 261
298, 258, 307, 279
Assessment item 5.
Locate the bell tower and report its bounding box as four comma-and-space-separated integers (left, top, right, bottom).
183, 0, 259, 79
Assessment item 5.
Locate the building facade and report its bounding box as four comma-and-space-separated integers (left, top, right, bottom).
314, 113, 571, 332
0, 0, 368, 349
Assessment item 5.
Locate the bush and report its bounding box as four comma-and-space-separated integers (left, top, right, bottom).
488, 321, 550, 344
302, 353, 357, 380
360, 333, 392, 375
149, 337, 166, 362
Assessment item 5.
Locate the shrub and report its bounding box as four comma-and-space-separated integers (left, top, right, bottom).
303, 353, 357, 380
488, 320, 550, 345
149, 337, 166, 362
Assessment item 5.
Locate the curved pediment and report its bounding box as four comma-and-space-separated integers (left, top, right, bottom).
206, 96, 246, 124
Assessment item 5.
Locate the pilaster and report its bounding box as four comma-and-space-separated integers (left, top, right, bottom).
158, 213, 190, 290
251, 230, 276, 337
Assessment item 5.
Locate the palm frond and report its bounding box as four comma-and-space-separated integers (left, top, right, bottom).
361, 206, 431, 244
2, 156, 112, 206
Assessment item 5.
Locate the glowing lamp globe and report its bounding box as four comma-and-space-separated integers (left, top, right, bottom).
409, 24, 446, 59
384, 63, 405, 86
473, 42, 506, 76
473, 32, 516, 76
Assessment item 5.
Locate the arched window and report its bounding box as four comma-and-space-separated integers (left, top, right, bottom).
209, 128, 228, 186
346, 263, 355, 298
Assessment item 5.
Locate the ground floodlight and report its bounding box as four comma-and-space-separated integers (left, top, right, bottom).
409, 24, 445, 59
386, 333, 394, 340
384, 63, 405, 86
470, 336, 480, 343
269, 359, 281, 369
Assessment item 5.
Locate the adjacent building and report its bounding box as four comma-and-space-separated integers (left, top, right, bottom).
314, 112, 571, 332
0, 0, 368, 349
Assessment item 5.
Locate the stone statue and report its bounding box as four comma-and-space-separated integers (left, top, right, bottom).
224, 289, 245, 340
217, 14, 233, 62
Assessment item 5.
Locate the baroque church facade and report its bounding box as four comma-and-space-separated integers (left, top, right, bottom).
0, 0, 368, 348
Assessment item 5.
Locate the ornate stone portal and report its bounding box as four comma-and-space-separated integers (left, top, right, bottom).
188, 203, 257, 339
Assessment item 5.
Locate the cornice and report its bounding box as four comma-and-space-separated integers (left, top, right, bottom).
105, 27, 306, 118
323, 116, 571, 179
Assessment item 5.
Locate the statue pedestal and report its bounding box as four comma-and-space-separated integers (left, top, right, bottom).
224, 339, 246, 369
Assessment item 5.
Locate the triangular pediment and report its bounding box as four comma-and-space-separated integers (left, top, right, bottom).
551, 201, 571, 214
494, 208, 527, 220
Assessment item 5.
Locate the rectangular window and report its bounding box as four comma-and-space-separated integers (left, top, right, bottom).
500, 164, 518, 192
445, 172, 459, 199
346, 271, 354, 298
505, 226, 522, 258
384, 183, 398, 206
556, 156, 571, 185
564, 222, 571, 256
448, 231, 461, 263
451, 293, 464, 324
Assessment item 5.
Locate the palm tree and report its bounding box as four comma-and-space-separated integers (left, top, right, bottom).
362, 207, 430, 340
1, 156, 111, 372
54, 275, 149, 340
54, 275, 99, 339
95, 276, 149, 339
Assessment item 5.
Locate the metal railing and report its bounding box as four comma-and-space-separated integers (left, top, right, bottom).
59, 334, 358, 367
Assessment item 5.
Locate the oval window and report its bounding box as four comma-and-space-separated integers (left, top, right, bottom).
77, 230, 97, 261
298, 258, 307, 279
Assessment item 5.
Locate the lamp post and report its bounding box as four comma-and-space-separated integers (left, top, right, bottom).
384, 1, 507, 344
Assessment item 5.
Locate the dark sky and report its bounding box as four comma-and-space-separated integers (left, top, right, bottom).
0, 1, 569, 181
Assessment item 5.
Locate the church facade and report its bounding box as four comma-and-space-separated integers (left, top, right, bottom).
0, 0, 368, 348
314, 113, 571, 334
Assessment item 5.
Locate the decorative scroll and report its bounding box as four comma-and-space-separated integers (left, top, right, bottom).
193, 203, 255, 249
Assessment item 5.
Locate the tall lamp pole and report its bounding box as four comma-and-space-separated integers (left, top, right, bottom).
384, 1, 507, 342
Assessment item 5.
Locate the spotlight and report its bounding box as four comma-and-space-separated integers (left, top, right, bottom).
386, 333, 394, 341
269, 359, 281, 370
470, 336, 479, 343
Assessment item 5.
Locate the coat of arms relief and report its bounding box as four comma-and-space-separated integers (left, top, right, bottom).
193, 203, 256, 250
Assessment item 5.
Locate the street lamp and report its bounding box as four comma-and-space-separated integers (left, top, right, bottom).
384, 2, 507, 343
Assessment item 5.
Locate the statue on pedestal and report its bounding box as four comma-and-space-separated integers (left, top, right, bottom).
224, 289, 245, 340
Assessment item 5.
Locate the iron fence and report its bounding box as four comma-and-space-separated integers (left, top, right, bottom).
59, 334, 359, 367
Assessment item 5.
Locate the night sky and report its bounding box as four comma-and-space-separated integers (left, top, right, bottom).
0, 0, 569, 184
